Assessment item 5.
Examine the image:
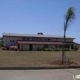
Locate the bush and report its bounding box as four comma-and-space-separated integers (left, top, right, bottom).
71, 49, 77, 51
37, 46, 45, 51
74, 46, 78, 50
53, 48, 60, 51
9, 46, 18, 51
37, 47, 40, 51
1, 47, 7, 50
6, 47, 9, 50
0, 42, 3, 47
65, 48, 69, 51
43, 48, 52, 51
58, 48, 70, 51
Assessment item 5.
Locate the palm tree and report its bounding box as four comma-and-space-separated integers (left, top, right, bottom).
62, 7, 76, 63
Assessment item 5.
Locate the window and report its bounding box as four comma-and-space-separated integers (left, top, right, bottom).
22, 37, 25, 40
10, 40, 14, 42
32, 38, 36, 41
35, 38, 38, 41
54, 39, 58, 42
44, 38, 48, 41
33, 38, 36, 40
10, 40, 12, 42
26, 37, 33, 41
12, 40, 14, 42
57, 39, 63, 42
51, 39, 54, 41
38, 38, 42, 41
42, 38, 44, 41
48, 38, 50, 41
22, 37, 31, 41
65, 39, 72, 42
27, 38, 30, 40
30, 38, 32, 40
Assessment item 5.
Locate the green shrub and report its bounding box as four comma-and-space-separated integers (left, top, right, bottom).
0, 42, 3, 47
53, 48, 60, 51
43, 48, 52, 51
71, 49, 77, 51
59, 48, 69, 51
37, 47, 40, 51
37, 46, 45, 51
74, 46, 78, 50
65, 48, 69, 51
53, 48, 70, 51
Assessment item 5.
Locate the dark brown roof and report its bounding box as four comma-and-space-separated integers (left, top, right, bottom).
17, 41, 74, 45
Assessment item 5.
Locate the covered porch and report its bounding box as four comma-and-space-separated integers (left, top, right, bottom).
17, 41, 74, 51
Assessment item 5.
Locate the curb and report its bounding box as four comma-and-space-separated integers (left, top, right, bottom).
0, 66, 80, 70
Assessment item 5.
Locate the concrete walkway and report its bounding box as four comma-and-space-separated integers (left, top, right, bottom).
0, 69, 80, 80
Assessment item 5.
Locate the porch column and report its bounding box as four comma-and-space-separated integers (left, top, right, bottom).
69, 45, 71, 50
19, 44, 23, 50
19, 44, 22, 50
57, 45, 59, 48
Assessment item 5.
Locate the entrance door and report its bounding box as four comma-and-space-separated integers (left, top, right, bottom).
29, 44, 32, 51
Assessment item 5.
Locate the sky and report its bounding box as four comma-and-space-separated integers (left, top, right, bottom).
0, 0, 80, 43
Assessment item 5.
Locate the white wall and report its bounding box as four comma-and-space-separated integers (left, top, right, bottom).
23, 45, 29, 50
32, 45, 44, 50
4, 37, 22, 47
19, 44, 29, 51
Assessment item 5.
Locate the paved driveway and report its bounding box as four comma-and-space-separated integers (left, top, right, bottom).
0, 69, 80, 80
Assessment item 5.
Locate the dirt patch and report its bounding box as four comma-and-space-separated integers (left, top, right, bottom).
49, 60, 78, 66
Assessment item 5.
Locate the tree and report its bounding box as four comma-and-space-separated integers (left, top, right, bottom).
62, 7, 76, 63
0, 37, 4, 47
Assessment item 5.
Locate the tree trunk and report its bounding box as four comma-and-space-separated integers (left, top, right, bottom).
62, 22, 67, 63
62, 32, 66, 63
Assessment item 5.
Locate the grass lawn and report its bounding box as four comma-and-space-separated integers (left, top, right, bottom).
0, 50, 80, 66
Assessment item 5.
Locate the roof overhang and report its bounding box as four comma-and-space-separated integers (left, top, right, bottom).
17, 41, 74, 45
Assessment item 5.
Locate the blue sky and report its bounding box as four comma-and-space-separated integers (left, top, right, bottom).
0, 0, 80, 43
